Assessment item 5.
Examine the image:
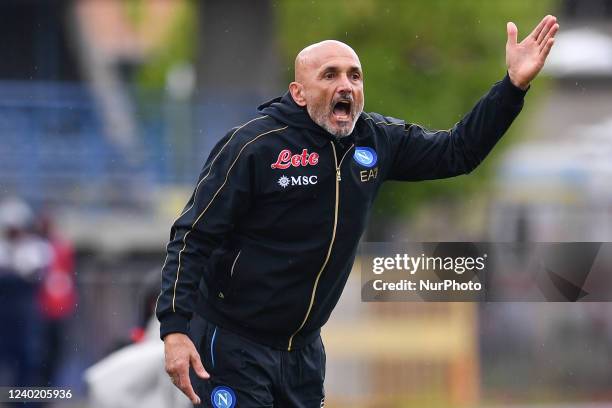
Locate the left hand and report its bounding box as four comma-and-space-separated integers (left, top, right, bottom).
506, 15, 559, 90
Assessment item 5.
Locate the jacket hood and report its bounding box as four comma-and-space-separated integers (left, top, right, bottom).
258, 92, 362, 144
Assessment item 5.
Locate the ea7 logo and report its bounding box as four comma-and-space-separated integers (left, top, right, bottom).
360, 167, 378, 182
278, 175, 318, 188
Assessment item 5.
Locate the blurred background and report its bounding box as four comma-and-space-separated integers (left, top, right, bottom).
1, 0, 611, 407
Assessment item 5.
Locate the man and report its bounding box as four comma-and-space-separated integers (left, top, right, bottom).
0, 197, 51, 390
157, 15, 559, 407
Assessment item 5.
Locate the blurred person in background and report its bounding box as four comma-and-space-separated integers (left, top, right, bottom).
157, 15, 559, 407
35, 212, 77, 386
0, 197, 52, 388
85, 268, 190, 408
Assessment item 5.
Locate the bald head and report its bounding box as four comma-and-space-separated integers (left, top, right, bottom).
289, 40, 364, 138
294, 40, 361, 82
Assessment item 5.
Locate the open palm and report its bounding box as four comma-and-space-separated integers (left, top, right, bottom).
506, 15, 559, 90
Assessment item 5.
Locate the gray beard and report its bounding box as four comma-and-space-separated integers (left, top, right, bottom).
307, 105, 359, 138
320, 122, 356, 138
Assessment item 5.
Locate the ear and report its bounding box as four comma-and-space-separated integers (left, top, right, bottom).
289, 82, 307, 107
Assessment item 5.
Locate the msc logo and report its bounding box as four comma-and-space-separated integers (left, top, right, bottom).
278, 175, 318, 188
353, 147, 377, 168
211, 386, 236, 408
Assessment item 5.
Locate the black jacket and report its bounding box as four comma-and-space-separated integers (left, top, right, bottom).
156, 73, 527, 350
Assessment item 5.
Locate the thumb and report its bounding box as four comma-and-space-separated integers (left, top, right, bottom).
507, 22, 518, 46
191, 353, 210, 379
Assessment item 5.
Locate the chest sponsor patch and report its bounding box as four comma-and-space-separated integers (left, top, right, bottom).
271, 149, 319, 169
278, 174, 318, 188
353, 147, 377, 168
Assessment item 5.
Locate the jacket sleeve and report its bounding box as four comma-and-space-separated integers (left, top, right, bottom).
155, 130, 255, 339
385, 73, 528, 181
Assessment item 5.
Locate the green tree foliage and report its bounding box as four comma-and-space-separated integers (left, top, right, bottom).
129, 0, 198, 89
277, 0, 556, 216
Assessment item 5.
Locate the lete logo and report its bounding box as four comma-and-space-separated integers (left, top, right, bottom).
353, 147, 377, 168
271, 149, 319, 169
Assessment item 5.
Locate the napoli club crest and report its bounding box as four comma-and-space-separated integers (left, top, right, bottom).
211, 386, 236, 408
353, 147, 377, 168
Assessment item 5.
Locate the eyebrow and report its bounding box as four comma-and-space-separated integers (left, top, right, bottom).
318, 65, 362, 76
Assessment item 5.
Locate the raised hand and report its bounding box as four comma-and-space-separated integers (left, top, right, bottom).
506, 15, 559, 90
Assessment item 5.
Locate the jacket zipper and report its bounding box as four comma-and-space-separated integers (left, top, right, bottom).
287, 141, 354, 351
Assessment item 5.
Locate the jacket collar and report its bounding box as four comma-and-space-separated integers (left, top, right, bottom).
258, 92, 369, 148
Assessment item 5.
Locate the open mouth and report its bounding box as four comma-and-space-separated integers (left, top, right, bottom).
332, 100, 352, 121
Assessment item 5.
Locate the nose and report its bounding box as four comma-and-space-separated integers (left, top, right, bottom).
337, 73, 353, 94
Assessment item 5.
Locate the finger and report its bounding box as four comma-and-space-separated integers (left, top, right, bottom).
548, 23, 560, 40
540, 37, 555, 59
506, 22, 518, 46
539, 24, 559, 52
529, 15, 551, 40
190, 352, 210, 380
177, 372, 201, 404
537, 16, 557, 45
